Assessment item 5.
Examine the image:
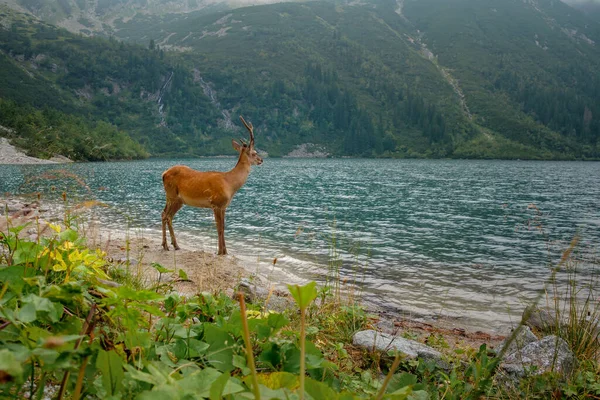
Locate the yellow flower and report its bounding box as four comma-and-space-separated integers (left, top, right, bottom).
48, 223, 62, 233
51, 251, 67, 272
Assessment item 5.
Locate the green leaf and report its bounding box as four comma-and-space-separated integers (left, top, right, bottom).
12, 242, 40, 265
256, 372, 298, 390
387, 373, 418, 393
209, 371, 230, 400
178, 368, 244, 398
188, 339, 210, 358
287, 282, 318, 310
178, 269, 189, 280
151, 262, 173, 274
18, 302, 37, 323
204, 324, 235, 372
0, 349, 24, 382
0, 265, 26, 294
267, 313, 289, 330
59, 228, 78, 242
96, 349, 124, 396
123, 364, 162, 386
304, 377, 338, 400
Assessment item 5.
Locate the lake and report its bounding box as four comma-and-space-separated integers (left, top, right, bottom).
1, 158, 599, 333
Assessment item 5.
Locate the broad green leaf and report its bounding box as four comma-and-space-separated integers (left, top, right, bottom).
151, 263, 173, 274
115, 286, 163, 302
0, 265, 26, 294
31, 348, 60, 365
408, 390, 430, 400
188, 339, 210, 358
12, 242, 40, 265
304, 377, 338, 400
178, 269, 189, 280
136, 386, 181, 400
209, 371, 230, 400
18, 302, 37, 323
267, 313, 289, 330
178, 368, 244, 398
387, 373, 418, 393
124, 331, 151, 350
256, 372, 298, 390
204, 324, 235, 372
59, 228, 78, 242
287, 282, 317, 310
0, 349, 24, 381
123, 364, 162, 386
96, 349, 125, 396
258, 342, 282, 370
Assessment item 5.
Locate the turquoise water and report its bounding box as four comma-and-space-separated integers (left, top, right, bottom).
1, 159, 599, 332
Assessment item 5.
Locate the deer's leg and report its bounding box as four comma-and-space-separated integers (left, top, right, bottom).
213, 208, 227, 255
161, 204, 170, 250
162, 200, 183, 250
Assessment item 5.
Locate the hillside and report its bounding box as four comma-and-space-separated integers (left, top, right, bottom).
0, 8, 224, 159
1, 0, 600, 159
110, 0, 600, 158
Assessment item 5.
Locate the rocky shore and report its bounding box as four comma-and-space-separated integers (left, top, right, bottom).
0, 137, 72, 164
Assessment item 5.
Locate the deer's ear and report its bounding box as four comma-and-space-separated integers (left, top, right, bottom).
232, 140, 243, 152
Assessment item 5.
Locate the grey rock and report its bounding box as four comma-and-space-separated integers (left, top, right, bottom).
500, 335, 575, 380
375, 319, 397, 334
237, 278, 292, 312
353, 330, 448, 368
495, 326, 538, 357
522, 305, 559, 332
238, 278, 270, 302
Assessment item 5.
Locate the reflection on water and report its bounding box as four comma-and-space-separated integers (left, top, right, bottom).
1, 159, 599, 332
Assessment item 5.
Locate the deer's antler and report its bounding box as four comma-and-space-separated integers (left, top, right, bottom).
239, 116, 254, 145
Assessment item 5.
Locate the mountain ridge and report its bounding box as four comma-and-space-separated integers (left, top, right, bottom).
0, 0, 599, 160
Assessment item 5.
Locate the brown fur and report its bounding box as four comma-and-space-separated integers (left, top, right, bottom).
161, 118, 262, 255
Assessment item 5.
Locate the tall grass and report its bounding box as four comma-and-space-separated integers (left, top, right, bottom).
548, 249, 600, 361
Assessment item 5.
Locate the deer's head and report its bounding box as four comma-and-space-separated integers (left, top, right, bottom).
233, 116, 263, 166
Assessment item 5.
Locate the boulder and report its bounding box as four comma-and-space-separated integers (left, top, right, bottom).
495, 325, 538, 357
353, 330, 448, 368
522, 305, 559, 332
237, 278, 293, 312
499, 335, 575, 380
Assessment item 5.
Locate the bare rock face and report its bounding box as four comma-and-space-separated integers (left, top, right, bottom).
352, 330, 448, 369
499, 335, 575, 381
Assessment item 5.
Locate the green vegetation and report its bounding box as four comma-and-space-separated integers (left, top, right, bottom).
1, 0, 600, 159
0, 8, 223, 159
0, 99, 147, 161
1, 211, 599, 398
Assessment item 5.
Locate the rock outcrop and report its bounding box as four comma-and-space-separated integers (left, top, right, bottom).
353, 330, 448, 369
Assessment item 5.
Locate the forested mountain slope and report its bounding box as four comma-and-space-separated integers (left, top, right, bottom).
0, 8, 221, 159
1, 0, 600, 159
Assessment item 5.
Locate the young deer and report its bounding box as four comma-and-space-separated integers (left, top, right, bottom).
161, 116, 263, 255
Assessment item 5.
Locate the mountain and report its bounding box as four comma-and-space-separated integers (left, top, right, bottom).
1, 0, 600, 160
563, 0, 600, 18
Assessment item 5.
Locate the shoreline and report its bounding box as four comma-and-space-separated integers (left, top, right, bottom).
0, 137, 73, 165
0, 195, 506, 351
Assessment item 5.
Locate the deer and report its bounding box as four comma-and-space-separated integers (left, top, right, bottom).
161, 116, 263, 255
